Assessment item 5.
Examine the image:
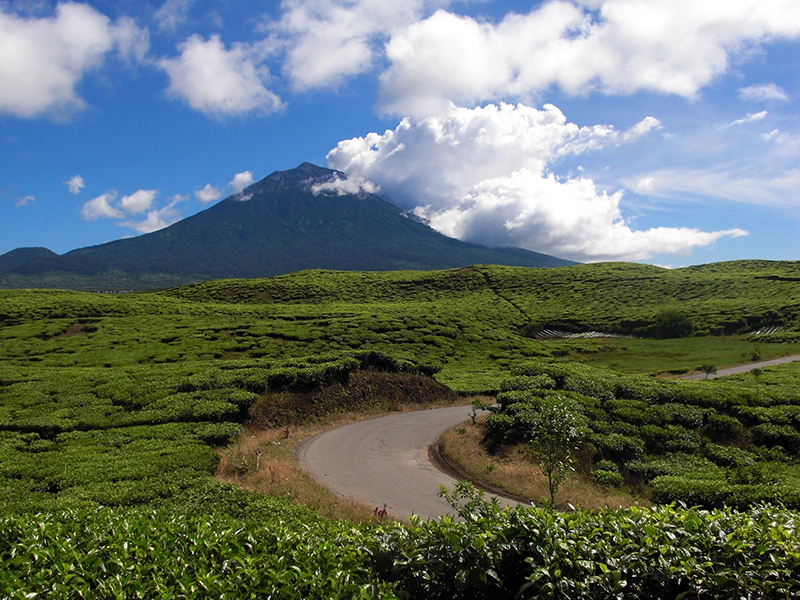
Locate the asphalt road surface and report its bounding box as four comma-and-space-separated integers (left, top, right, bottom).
680, 354, 800, 379
299, 355, 800, 521
296, 405, 523, 521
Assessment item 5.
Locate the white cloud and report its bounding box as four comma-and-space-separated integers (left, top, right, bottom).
82, 191, 123, 220
120, 189, 157, 214
195, 183, 222, 203
728, 111, 768, 126
624, 166, 800, 209
311, 173, 379, 196
111, 16, 150, 64
265, 0, 451, 91
125, 197, 182, 233
65, 174, 85, 195
15, 194, 35, 207
635, 175, 655, 193
379, 1, 800, 115
154, 0, 194, 33
158, 34, 283, 116
415, 169, 747, 261
229, 171, 254, 194
326, 102, 742, 261
0, 3, 149, 118
739, 83, 789, 102
623, 116, 662, 141
327, 102, 619, 204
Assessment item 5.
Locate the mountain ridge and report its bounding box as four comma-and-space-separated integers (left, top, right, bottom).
0, 163, 575, 290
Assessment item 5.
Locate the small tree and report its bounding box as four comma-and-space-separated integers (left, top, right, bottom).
522, 395, 584, 507
699, 364, 717, 379
469, 397, 491, 425
751, 367, 763, 398
744, 342, 762, 362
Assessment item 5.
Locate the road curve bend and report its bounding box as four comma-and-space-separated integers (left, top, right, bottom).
296, 405, 522, 521
299, 356, 800, 521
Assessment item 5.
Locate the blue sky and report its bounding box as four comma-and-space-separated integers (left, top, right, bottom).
1, 0, 799, 267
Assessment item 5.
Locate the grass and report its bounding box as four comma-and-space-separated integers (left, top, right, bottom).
216, 424, 378, 522
551, 336, 800, 374
439, 417, 641, 510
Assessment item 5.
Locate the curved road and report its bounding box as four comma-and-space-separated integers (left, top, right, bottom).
299, 356, 800, 521
297, 405, 522, 521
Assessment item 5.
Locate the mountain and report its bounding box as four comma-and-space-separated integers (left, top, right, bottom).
0, 163, 575, 290
0, 247, 59, 272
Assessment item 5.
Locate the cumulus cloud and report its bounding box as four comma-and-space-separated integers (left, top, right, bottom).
82, 191, 123, 220
416, 169, 747, 261
328, 103, 620, 205
326, 103, 746, 261
634, 175, 655, 193
65, 174, 85, 195
15, 194, 35, 207
728, 111, 768, 126
739, 83, 789, 102
195, 183, 222, 203
264, 0, 452, 91
125, 195, 183, 233
379, 0, 800, 115
0, 3, 149, 118
229, 171, 254, 194
158, 34, 283, 116
80, 186, 184, 233
311, 173, 379, 196
120, 189, 157, 214
623, 117, 662, 141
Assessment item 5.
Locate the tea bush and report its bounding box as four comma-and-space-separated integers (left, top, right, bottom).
487, 360, 800, 507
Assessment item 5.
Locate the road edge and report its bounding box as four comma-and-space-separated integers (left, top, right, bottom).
428, 438, 532, 505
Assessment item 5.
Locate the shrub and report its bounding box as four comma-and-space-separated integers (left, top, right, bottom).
705, 413, 746, 443
591, 460, 623, 487
654, 309, 694, 338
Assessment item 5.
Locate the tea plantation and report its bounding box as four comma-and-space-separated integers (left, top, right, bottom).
2, 260, 800, 598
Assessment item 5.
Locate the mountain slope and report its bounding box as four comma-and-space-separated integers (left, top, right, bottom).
0, 163, 574, 289
0, 247, 59, 272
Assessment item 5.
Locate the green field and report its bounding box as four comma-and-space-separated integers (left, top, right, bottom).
2, 260, 800, 597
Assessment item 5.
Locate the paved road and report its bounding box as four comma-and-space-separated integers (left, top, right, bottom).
680, 354, 800, 379
299, 355, 800, 521
296, 405, 522, 521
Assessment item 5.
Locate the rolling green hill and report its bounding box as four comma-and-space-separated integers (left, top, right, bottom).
163, 260, 800, 337
3, 261, 800, 598
0, 163, 573, 291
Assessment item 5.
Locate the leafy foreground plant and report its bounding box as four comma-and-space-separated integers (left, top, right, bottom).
370, 482, 800, 600
2, 481, 799, 599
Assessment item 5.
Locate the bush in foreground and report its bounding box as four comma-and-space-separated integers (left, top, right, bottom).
2, 483, 799, 599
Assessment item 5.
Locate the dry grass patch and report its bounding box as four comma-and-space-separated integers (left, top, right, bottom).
217, 396, 472, 522
439, 418, 643, 511
216, 423, 378, 522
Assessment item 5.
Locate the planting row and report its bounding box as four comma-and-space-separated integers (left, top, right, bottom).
485, 360, 800, 508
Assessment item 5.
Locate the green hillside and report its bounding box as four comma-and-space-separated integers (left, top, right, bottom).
3, 261, 800, 598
